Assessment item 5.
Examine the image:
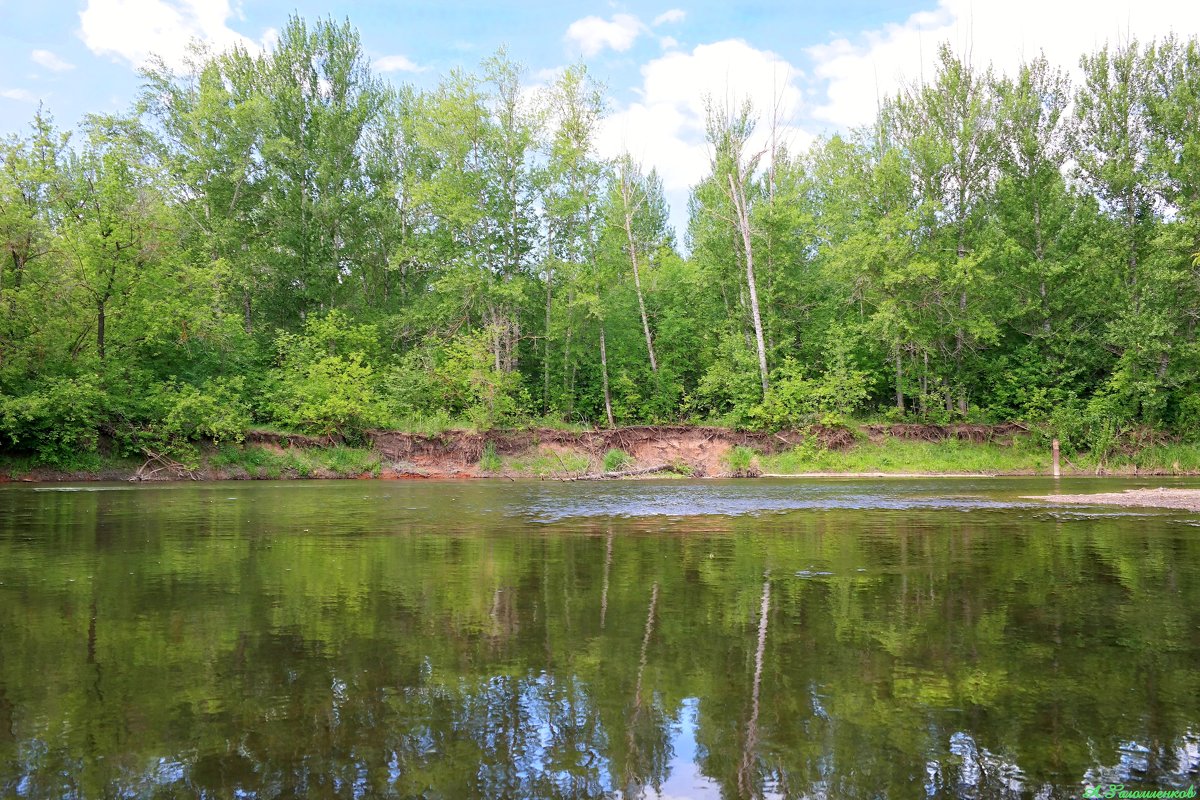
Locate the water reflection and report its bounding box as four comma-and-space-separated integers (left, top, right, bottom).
0, 478, 1198, 798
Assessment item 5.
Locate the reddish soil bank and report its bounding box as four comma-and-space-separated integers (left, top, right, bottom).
367, 424, 856, 478
1, 423, 1033, 482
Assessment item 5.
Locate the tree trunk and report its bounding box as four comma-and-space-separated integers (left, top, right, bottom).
623, 208, 658, 374
956, 233, 968, 415
562, 291, 573, 414
543, 264, 553, 414
895, 352, 905, 411
728, 173, 769, 395
599, 322, 614, 427
96, 299, 106, 361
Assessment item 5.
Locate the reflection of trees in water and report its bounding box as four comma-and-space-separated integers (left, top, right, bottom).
737, 575, 770, 800
2, 490, 1200, 798
621, 582, 672, 799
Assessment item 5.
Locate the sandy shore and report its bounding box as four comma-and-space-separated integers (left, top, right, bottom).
1024, 487, 1200, 512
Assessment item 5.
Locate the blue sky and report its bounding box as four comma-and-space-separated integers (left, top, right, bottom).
3, 0, 1198, 233
1, 0, 926, 131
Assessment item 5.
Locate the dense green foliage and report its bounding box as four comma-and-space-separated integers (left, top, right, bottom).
3, 17, 1200, 463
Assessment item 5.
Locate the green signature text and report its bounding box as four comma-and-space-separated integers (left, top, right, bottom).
1084, 786, 1197, 799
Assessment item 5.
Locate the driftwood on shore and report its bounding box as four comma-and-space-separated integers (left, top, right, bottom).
566, 463, 677, 481
130, 448, 199, 481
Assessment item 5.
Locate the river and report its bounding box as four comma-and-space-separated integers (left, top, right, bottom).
1, 477, 1198, 798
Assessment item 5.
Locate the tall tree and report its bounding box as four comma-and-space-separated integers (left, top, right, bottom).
893, 45, 1001, 413
706, 98, 770, 396
258, 16, 389, 326
59, 115, 170, 363
542, 64, 606, 420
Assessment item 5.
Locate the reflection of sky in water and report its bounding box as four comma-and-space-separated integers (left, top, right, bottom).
642, 698, 723, 800
919, 729, 1200, 798
1082, 732, 1200, 793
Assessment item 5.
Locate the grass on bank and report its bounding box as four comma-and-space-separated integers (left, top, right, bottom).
503, 447, 590, 477
760, 436, 1050, 474
10, 424, 1200, 480
758, 436, 1200, 475
210, 444, 381, 478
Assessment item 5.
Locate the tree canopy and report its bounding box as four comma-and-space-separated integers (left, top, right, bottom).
3, 19, 1200, 464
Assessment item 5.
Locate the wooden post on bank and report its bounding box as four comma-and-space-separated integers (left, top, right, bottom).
1052, 439, 1060, 478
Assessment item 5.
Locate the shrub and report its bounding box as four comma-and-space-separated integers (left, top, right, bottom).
479, 441, 502, 473
118, 377, 253, 468
0, 376, 108, 467
266, 312, 386, 437
386, 329, 526, 430
267, 353, 384, 437
691, 333, 763, 424
752, 355, 869, 430
602, 448, 633, 472
723, 445, 759, 477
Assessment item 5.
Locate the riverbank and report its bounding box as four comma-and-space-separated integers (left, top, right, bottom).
5, 422, 1200, 482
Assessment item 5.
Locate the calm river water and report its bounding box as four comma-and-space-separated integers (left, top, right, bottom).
1, 477, 1198, 799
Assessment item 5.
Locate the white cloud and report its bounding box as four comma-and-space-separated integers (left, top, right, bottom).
78, 0, 270, 70
1, 88, 39, 103
659, 36, 679, 50
31, 49, 75, 72
653, 9, 686, 26
565, 13, 644, 57
808, 0, 1200, 129
375, 54, 424, 73
598, 40, 812, 235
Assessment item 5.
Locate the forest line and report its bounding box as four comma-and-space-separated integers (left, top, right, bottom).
2, 15, 1199, 468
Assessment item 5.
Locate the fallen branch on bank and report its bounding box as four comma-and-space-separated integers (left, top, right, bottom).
565, 463, 676, 481
130, 448, 199, 481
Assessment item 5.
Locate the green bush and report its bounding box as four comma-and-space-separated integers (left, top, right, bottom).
265, 312, 386, 437
267, 353, 384, 437
602, 448, 633, 472
722, 445, 758, 477
691, 333, 763, 424
115, 377, 253, 468
386, 330, 526, 430
479, 441, 502, 472
752, 355, 869, 430
0, 376, 108, 467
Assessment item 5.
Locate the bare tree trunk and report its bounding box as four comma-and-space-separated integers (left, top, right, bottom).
956, 234, 968, 415
543, 264, 553, 414
489, 306, 502, 372
562, 291, 573, 414
895, 352, 905, 411
728, 173, 769, 395
619, 168, 659, 374
920, 351, 929, 416
599, 323, 614, 427
625, 213, 658, 374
